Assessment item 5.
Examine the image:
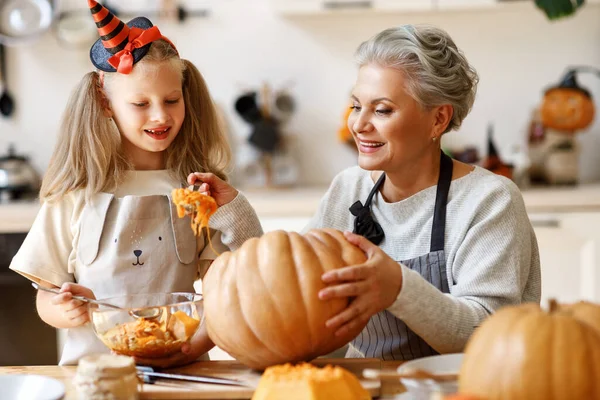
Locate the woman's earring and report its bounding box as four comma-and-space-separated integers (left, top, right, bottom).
432, 136, 438, 142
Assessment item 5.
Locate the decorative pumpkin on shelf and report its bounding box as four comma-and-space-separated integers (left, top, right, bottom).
540, 71, 595, 132
528, 66, 600, 185
338, 102, 357, 151
459, 299, 600, 400
203, 229, 367, 370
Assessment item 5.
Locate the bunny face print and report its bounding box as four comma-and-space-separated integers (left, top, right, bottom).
75, 193, 198, 300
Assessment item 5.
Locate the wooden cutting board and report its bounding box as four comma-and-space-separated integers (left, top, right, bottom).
139, 358, 382, 399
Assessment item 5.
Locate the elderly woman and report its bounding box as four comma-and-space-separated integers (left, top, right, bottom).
310, 25, 541, 360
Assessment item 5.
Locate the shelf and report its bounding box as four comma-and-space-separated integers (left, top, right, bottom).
269, 0, 533, 16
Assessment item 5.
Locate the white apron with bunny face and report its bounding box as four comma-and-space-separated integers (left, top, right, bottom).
60, 193, 199, 365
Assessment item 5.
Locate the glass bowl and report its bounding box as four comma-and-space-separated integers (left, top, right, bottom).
89, 293, 203, 359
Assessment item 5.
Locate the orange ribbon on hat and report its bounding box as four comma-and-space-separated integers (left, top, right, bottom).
107, 26, 163, 74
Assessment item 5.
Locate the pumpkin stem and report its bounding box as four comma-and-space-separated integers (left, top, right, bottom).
548, 298, 559, 313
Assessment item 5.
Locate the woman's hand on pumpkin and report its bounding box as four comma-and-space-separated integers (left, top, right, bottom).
187, 172, 238, 207
318, 231, 403, 337
133, 323, 214, 368
51, 283, 95, 328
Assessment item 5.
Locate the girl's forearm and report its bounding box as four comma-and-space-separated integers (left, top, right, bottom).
36, 285, 78, 329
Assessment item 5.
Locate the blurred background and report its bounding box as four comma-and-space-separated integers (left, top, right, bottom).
0, 0, 598, 187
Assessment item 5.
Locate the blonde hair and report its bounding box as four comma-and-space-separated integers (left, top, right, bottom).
41, 40, 231, 202
355, 24, 479, 133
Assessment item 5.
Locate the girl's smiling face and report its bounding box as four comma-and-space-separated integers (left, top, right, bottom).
105, 60, 185, 169
347, 63, 438, 174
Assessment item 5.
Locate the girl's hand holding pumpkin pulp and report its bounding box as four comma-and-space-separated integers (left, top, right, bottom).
318, 231, 403, 337
187, 172, 238, 207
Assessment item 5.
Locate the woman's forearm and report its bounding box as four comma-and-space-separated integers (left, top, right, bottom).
387, 266, 490, 354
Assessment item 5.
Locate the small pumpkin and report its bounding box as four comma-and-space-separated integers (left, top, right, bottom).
459, 299, 600, 400
540, 71, 595, 132
203, 229, 367, 370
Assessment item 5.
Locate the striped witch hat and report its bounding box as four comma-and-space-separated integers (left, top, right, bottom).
88, 0, 175, 74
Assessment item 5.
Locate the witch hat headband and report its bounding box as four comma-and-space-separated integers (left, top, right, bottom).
88, 0, 177, 74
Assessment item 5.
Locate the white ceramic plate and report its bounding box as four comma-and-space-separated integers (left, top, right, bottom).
397, 353, 463, 400
0, 374, 65, 400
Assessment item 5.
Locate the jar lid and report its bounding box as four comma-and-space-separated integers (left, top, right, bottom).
76, 353, 136, 379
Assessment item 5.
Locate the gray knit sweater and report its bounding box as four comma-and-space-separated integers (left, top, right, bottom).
305, 166, 541, 355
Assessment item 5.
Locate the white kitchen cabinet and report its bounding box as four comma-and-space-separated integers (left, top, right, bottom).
529, 212, 600, 305
269, 0, 434, 15
269, 0, 322, 14
433, 0, 496, 10
373, 0, 432, 11
269, 0, 537, 15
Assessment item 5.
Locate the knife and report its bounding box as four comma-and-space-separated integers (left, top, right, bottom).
136, 366, 248, 387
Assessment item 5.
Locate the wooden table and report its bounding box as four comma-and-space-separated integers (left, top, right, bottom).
0, 359, 406, 399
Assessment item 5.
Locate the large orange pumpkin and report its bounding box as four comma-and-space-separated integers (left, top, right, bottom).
459, 300, 600, 399
540, 87, 595, 132
203, 229, 368, 370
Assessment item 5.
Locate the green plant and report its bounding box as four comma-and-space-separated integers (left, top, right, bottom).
535, 0, 586, 20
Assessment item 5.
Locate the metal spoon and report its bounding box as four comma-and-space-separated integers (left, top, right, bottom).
32, 282, 162, 319
31, 282, 123, 310
0, 44, 15, 118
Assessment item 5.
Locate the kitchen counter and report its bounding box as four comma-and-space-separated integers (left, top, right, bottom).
1, 183, 600, 233
0, 358, 406, 399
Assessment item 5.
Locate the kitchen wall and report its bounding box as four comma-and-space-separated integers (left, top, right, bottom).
1, 0, 599, 186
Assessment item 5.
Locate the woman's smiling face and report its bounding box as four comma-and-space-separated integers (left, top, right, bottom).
347, 63, 438, 173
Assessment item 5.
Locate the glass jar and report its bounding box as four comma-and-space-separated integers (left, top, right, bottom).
73, 353, 139, 400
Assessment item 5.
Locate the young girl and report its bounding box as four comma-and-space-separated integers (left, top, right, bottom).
9, 0, 263, 367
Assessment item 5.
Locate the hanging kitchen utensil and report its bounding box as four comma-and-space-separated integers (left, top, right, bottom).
0, 43, 14, 117
0, 144, 40, 201
248, 118, 280, 153
0, 0, 55, 46
247, 83, 281, 153
234, 91, 262, 124
159, 0, 178, 22
272, 89, 295, 124
54, 9, 99, 50
174, 5, 208, 22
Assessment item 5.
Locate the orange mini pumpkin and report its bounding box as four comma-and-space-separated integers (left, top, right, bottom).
540, 72, 595, 132
203, 229, 367, 370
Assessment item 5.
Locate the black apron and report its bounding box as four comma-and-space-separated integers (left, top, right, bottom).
348, 152, 453, 360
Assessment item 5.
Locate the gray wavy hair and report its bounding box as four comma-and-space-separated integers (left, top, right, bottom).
355, 24, 479, 133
